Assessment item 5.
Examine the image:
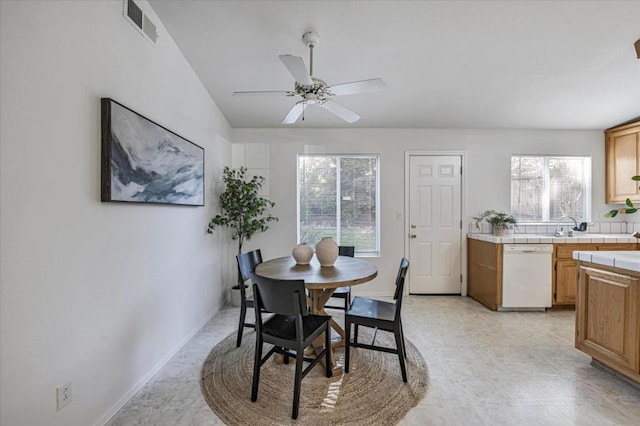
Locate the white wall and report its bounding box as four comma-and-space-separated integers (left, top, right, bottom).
233, 128, 612, 296
0, 1, 232, 425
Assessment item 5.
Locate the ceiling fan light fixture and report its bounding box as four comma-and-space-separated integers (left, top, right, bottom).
302, 31, 320, 48
234, 30, 385, 124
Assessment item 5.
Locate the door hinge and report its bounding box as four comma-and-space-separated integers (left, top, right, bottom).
460, 274, 463, 283
460, 220, 462, 229
460, 166, 463, 175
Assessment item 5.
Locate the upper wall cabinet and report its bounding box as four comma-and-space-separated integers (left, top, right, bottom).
605, 121, 640, 204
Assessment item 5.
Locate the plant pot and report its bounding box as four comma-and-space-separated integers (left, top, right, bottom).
493, 225, 506, 236
230, 285, 249, 307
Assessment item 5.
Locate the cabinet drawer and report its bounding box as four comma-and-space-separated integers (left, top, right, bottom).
555, 243, 638, 259
555, 244, 598, 259
596, 243, 638, 251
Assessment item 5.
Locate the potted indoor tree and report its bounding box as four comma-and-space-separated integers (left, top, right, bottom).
473, 210, 517, 236
207, 166, 278, 305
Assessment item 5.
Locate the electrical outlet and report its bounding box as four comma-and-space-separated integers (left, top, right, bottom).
56, 381, 72, 411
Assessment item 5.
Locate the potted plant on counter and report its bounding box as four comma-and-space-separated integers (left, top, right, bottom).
207, 166, 278, 305
473, 210, 517, 236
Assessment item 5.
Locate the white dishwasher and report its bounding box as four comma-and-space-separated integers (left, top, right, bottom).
500, 244, 553, 311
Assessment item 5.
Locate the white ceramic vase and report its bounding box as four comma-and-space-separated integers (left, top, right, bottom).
292, 243, 314, 265
315, 237, 339, 267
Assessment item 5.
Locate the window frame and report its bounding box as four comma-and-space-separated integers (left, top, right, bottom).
296, 154, 381, 256
510, 154, 592, 224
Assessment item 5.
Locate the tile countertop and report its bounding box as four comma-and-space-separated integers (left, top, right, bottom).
467, 233, 639, 244
572, 250, 640, 273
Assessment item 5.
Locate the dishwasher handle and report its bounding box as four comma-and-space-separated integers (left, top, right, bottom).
504, 244, 554, 254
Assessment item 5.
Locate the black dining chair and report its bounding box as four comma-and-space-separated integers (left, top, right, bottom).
250, 274, 332, 420
324, 245, 355, 311
235, 249, 263, 347
345, 257, 410, 382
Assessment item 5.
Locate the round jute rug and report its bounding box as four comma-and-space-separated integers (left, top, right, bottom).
200, 326, 428, 425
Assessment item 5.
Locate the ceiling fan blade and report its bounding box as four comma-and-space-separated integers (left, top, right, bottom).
233, 91, 296, 97
326, 78, 386, 97
282, 102, 308, 124
279, 54, 313, 86
320, 100, 360, 123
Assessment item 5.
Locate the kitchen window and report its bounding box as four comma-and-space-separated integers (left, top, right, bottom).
511, 155, 591, 223
297, 154, 379, 255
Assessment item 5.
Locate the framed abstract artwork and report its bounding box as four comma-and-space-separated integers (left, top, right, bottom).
101, 98, 204, 206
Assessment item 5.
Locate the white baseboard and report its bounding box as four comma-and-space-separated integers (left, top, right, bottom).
94, 299, 224, 426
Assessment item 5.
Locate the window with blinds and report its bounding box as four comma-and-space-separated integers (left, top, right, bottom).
511, 155, 591, 223
297, 155, 379, 255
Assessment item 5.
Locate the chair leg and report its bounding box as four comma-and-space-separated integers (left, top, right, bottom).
399, 320, 407, 358
345, 319, 351, 374
344, 291, 350, 311
251, 336, 263, 402
324, 323, 331, 378
292, 347, 304, 419
236, 301, 247, 347
354, 323, 359, 343
394, 328, 408, 383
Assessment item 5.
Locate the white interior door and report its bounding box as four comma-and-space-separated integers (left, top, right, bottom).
408, 155, 462, 294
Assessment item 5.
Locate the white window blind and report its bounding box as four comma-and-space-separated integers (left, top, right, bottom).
511, 155, 591, 223
298, 155, 379, 255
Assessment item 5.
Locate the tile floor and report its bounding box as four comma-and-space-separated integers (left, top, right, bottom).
106, 296, 640, 425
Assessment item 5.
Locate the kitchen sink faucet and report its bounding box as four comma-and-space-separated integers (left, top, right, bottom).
554, 216, 579, 237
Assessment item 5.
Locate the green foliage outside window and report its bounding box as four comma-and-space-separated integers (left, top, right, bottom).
298, 155, 378, 253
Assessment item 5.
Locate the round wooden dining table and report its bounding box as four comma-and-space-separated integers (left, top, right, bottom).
255, 255, 378, 376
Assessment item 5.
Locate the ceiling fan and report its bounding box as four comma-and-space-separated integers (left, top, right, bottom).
232, 31, 385, 124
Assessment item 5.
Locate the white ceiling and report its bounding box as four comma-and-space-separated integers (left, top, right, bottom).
149, 0, 640, 130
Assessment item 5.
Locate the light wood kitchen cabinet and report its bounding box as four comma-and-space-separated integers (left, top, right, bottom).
468, 238, 638, 310
554, 243, 596, 306
555, 259, 580, 304
605, 120, 640, 204
467, 238, 502, 310
576, 265, 640, 382
553, 243, 638, 307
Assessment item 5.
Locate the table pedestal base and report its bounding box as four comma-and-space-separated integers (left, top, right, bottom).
309, 288, 347, 376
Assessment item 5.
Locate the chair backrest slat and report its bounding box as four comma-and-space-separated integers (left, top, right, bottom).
236, 250, 263, 298
251, 274, 308, 317
338, 245, 355, 257
237, 249, 263, 282
393, 258, 410, 320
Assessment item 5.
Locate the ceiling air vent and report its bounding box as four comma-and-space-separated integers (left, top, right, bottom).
123, 0, 158, 46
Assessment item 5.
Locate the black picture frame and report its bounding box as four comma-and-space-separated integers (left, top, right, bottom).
101, 98, 204, 206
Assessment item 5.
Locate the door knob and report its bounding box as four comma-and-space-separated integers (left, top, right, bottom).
409, 234, 417, 239
410, 224, 417, 229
